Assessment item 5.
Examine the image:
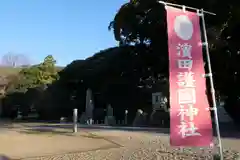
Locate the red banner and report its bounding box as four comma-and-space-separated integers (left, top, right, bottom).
166, 6, 213, 146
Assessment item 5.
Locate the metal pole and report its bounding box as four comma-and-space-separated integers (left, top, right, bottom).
73, 108, 78, 133
158, 1, 216, 15
200, 9, 223, 160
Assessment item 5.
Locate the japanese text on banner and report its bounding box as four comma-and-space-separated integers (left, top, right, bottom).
176, 42, 200, 138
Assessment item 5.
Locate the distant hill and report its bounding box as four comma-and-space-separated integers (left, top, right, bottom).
56, 66, 64, 70
0, 66, 64, 86
0, 67, 22, 76
0, 66, 64, 76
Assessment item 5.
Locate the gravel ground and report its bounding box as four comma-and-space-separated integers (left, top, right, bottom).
23, 131, 240, 160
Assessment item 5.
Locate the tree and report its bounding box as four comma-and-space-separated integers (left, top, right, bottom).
37, 55, 59, 85
1, 52, 30, 67
11, 55, 59, 90
5, 55, 59, 94
57, 46, 169, 123
109, 0, 238, 47
2, 55, 60, 119
108, 0, 240, 123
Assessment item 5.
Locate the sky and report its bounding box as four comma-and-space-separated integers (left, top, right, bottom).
0, 0, 127, 66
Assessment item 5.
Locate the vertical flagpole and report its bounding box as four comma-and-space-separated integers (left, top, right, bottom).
200, 9, 224, 160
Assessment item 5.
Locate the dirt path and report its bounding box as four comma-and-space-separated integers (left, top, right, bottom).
23, 130, 240, 160
0, 129, 118, 159
1, 122, 240, 160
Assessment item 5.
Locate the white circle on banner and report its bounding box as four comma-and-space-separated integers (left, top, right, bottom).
174, 15, 193, 40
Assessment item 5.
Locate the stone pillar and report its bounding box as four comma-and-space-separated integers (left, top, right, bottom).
73, 109, 78, 133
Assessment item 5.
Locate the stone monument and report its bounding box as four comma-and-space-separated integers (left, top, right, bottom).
16, 108, 22, 120
79, 112, 87, 124
133, 109, 147, 127
150, 92, 169, 126
124, 110, 128, 125
104, 104, 116, 125
214, 101, 233, 123
85, 88, 94, 125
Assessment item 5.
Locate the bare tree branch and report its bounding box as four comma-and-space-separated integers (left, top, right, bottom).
1, 52, 30, 67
